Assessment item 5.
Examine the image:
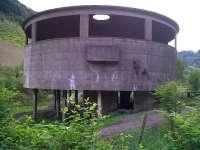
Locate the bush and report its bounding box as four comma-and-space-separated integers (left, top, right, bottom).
188, 68, 200, 91
154, 81, 186, 131
166, 107, 200, 150
0, 98, 100, 150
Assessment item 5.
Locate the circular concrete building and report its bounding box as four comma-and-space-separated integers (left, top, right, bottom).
23, 5, 179, 118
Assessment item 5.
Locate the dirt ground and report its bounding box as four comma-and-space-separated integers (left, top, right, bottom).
100, 111, 167, 138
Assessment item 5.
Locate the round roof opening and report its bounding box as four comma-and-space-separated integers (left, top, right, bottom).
93, 14, 110, 20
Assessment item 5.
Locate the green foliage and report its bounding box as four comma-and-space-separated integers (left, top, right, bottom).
0, 0, 34, 24
154, 81, 186, 131
0, 21, 25, 47
0, 87, 17, 121
178, 50, 200, 72
0, 97, 99, 150
0, 65, 23, 91
176, 58, 185, 81
166, 107, 200, 149
188, 68, 200, 91
0, 0, 34, 47
62, 97, 97, 122
154, 81, 186, 113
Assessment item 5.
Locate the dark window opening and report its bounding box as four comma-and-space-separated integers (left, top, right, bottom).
36, 15, 80, 41
152, 21, 175, 44
89, 15, 145, 39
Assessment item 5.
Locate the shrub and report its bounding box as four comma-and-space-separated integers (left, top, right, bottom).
188, 68, 200, 91
166, 107, 200, 150
154, 81, 186, 131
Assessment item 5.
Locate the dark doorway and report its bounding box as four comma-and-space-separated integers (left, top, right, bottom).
119, 91, 133, 109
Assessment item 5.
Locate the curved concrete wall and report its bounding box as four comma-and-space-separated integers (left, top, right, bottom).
24, 37, 176, 91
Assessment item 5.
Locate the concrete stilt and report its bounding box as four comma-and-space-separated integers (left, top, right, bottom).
53, 90, 57, 110
68, 90, 72, 97
97, 91, 102, 116
75, 90, 78, 104
56, 90, 61, 118
63, 90, 67, 98
32, 89, 38, 121
63, 90, 68, 106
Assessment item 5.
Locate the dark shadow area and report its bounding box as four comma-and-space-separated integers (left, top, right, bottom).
89, 15, 145, 39
35, 15, 80, 41
152, 21, 175, 44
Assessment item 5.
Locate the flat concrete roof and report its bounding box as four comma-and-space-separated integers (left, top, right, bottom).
22, 5, 179, 32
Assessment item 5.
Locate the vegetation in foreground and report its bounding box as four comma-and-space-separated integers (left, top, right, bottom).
0, 61, 200, 149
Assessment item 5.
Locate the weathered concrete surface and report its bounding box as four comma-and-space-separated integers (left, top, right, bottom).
24, 38, 176, 91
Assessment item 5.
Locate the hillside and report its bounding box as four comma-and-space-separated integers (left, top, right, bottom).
0, 21, 25, 47
0, 0, 34, 66
178, 50, 200, 70
0, 0, 34, 24
0, 41, 24, 66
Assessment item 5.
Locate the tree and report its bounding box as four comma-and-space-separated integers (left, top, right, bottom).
188, 68, 200, 91
177, 58, 185, 81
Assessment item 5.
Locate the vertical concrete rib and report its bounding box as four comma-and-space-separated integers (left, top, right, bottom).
31, 22, 37, 43
145, 19, 152, 41
80, 14, 89, 38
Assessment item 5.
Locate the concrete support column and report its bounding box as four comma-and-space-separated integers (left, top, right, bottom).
68, 90, 72, 97
75, 90, 78, 104
63, 90, 67, 106
63, 90, 67, 98
134, 91, 154, 111
175, 34, 177, 50
56, 90, 61, 118
145, 19, 152, 41
53, 90, 57, 110
80, 14, 89, 38
32, 89, 38, 121
31, 22, 37, 43
97, 91, 102, 116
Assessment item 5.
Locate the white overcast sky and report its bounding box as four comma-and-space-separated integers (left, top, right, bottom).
18, 0, 200, 52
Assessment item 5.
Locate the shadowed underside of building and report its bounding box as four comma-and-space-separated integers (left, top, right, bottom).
22, 5, 179, 119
